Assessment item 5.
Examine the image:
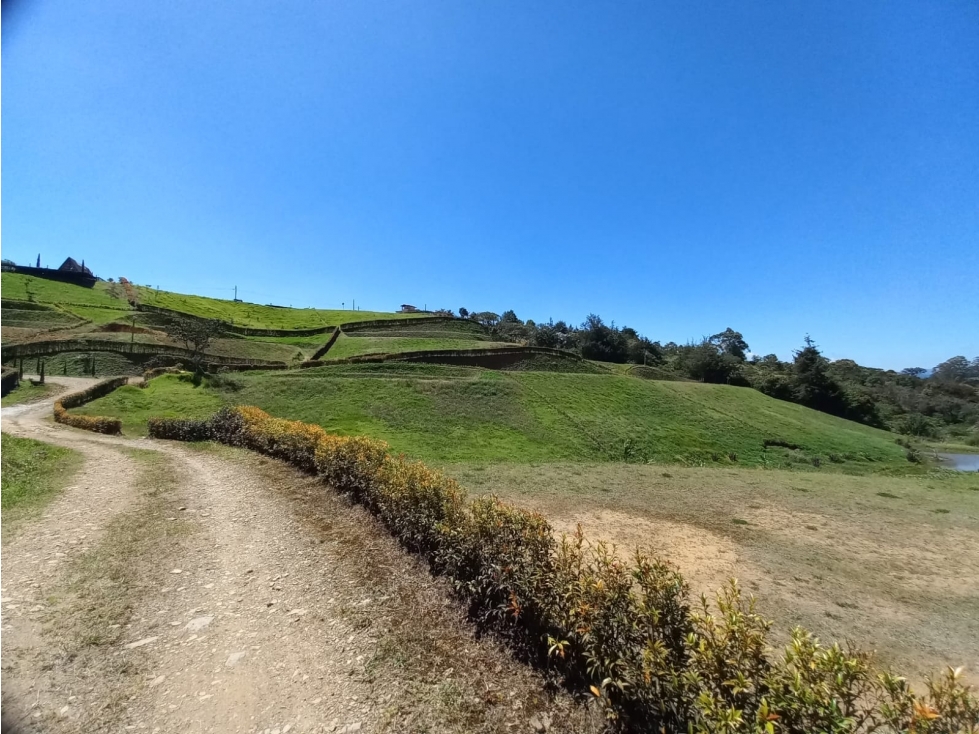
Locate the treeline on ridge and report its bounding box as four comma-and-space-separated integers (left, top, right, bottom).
444, 307, 979, 444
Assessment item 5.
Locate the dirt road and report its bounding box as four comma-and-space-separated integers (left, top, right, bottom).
1, 379, 596, 734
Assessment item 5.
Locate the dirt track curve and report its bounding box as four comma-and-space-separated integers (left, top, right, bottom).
1, 378, 597, 734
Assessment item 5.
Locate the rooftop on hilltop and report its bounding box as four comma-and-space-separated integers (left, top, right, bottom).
58, 257, 93, 276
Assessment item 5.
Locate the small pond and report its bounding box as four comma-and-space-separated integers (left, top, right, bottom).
938, 453, 979, 472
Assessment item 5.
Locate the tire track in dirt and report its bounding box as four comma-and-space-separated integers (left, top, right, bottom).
2, 378, 598, 734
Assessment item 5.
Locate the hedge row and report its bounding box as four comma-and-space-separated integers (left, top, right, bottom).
148, 406, 978, 733
53, 376, 128, 434
1, 367, 20, 397
309, 327, 342, 361
0, 339, 287, 370
300, 345, 584, 370
134, 303, 335, 337
338, 315, 460, 333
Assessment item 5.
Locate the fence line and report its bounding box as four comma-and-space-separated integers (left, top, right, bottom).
301, 345, 583, 369
0, 339, 287, 369
310, 327, 342, 360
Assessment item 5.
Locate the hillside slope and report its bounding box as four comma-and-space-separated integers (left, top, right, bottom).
1, 272, 421, 330
81, 365, 912, 470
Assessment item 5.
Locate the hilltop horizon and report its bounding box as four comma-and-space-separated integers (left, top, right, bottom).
5, 1, 977, 371
1, 253, 969, 373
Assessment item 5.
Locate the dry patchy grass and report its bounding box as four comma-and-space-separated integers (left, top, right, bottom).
231, 448, 602, 734
445, 461, 979, 686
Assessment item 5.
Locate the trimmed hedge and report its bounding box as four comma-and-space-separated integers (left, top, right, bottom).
135, 303, 334, 337
309, 327, 342, 361
0, 339, 287, 370
53, 376, 128, 434
339, 315, 460, 333
300, 345, 584, 370
149, 406, 979, 733
1, 367, 20, 397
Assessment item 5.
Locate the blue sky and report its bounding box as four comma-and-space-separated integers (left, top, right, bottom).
3, 1, 977, 369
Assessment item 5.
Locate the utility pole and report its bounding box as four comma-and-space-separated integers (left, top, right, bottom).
352, 299, 355, 311
234, 285, 238, 302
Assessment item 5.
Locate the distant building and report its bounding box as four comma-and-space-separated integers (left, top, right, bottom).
58, 257, 94, 276
400, 304, 419, 313
10, 256, 98, 288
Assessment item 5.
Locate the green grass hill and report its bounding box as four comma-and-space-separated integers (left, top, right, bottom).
78, 366, 914, 471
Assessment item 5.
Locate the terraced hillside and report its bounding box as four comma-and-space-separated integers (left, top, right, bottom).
133, 284, 422, 329
3, 273, 509, 372
324, 318, 512, 360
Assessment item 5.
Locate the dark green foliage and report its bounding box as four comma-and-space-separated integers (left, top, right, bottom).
709, 327, 750, 361
680, 339, 746, 384
933, 355, 979, 383
470, 311, 501, 328
161, 316, 225, 372
146, 416, 214, 442
578, 314, 629, 363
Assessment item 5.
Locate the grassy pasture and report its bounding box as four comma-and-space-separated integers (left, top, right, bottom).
63, 305, 135, 325
1, 273, 127, 309
325, 333, 513, 360
345, 318, 491, 339
1, 380, 61, 406
80, 363, 915, 471
134, 285, 422, 329
14, 351, 143, 377
447, 461, 979, 685
0, 307, 84, 329
71, 374, 224, 435
1, 434, 83, 533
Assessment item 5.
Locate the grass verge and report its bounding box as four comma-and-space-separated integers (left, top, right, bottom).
37, 448, 194, 728
1, 381, 61, 407
1, 434, 83, 534
235, 448, 600, 733
71, 373, 224, 435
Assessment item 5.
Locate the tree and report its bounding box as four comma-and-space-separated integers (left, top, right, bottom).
458, 307, 469, 319
500, 309, 521, 324
162, 317, 224, 373
709, 328, 749, 361
680, 339, 743, 383
792, 336, 856, 418
579, 314, 628, 363
471, 311, 500, 328
626, 336, 663, 365
933, 356, 975, 383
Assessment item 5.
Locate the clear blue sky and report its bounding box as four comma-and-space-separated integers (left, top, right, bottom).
3, 1, 977, 369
